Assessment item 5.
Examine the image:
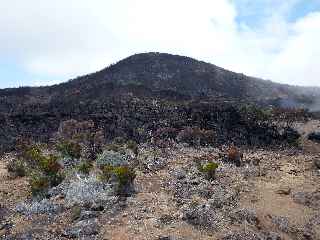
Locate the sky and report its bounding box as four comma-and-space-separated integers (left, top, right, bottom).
1, 0, 320, 88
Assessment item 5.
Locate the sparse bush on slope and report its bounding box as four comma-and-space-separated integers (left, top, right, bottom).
11, 143, 65, 196
200, 162, 219, 180
96, 143, 136, 196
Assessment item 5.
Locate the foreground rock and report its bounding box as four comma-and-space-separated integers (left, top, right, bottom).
63, 218, 100, 238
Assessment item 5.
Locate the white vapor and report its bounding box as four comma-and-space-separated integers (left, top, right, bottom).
0, 0, 319, 87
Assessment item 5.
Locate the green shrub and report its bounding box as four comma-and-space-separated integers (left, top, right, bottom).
97, 145, 136, 195
18, 144, 64, 196
18, 144, 62, 174
99, 165, 136, 195
22, 145, 43, 167
29, 170, 64, 196
56, 119, 105, 161
29, 172, 50, 196
99, 165, 114, 181
76, 161, 92, 175
37, 154, 61, 175
113, 166, 136, 188
48, 171, 65, 188
56, 140, 81, 159
199, 162, 219, 180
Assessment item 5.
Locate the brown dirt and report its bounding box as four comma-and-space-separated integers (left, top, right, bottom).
1, 121, 320, 240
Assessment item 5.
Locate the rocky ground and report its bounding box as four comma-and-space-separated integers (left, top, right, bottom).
1, 121, 320, 240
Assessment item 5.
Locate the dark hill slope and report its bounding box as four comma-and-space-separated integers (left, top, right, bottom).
0, 52, 319, 153
0, 52, 318, 112
51, 52, 316, 103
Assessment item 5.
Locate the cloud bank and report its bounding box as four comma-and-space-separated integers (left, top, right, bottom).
0, 0, 319, 87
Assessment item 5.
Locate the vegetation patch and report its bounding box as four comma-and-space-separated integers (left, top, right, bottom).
76, 161, 93, 175
99, 164, 136, 195
56, 140, 82, 159
97, 144, 137, 195
14, 143, 65, 196
198, 162, 219, 180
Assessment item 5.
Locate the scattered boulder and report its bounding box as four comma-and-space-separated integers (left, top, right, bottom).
275, 186, 291, 195
63, 218, 100, 238
208, 186, 238, 209
157, 236, 183, 240
271, 216, 291, 233
292, 191, 320, 208
261, 232, 282, 240
78, 210, 99, 221
173, 169, 187, 180
157, 214, 174, 226
15, 199, 63, 216
145, 156, 167, 172
314, 159, 320, 169
229, 208, 259, 226
182, 203, 224, 230
222, 230, 263, 240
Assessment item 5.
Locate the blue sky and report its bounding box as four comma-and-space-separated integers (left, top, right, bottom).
234, 0, 320, 25
1, 0, 320, 88
0, 59, 55, 88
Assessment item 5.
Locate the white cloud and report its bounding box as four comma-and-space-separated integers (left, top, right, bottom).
267, 12, 320, 86
0, 0, 319, 87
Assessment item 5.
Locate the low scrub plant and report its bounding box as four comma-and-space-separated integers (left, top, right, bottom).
29, 172, 50, 196
17, 143, 64, 196
76, 161, 93, 175
97, 146, 136, 195
56, 140, 82, 159
99, 164, 136, 195
198, 162, 219, 180
113, 165, 136, 189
